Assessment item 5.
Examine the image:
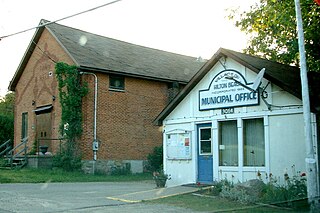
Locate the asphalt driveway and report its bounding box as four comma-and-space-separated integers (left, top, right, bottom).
0, 182, 199, 213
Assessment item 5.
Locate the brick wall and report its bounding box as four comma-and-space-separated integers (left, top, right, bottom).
81, 74, 168, 161
14, 27, 171, 162
14, 28, 73, 154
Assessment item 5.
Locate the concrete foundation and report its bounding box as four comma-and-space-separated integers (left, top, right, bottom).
27, 155, 53, 169
82, 159, 147, 174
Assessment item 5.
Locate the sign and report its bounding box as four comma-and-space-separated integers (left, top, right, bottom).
166, 132, 191, 160
199, 69, 259, 111
221, 108, 234, 114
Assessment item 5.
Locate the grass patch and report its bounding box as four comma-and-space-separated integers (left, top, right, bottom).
147, 193, 309, 212
0, 168, 153, 183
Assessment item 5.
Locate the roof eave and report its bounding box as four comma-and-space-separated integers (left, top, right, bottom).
8, 25, 45, 91
153, 49, 223, 126
154, 48, 306, 126
8, 20, 81, 92
78, 65, 189, 84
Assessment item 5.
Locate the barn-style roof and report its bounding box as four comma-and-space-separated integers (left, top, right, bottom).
9, 19, 205, 91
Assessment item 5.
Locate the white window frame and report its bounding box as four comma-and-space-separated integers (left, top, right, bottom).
198, 127, 212, 155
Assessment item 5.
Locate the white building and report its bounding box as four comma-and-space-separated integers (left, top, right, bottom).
155, 48, 320, 187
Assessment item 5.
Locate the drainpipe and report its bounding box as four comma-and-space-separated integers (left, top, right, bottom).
79, 71, 98, 173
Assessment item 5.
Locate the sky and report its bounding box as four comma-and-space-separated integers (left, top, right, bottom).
0, 0, 259, 97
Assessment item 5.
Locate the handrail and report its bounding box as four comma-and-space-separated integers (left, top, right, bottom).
0, 139, 11, 157
9, 137, 28, 168
10, 137, 28, 154
12, 148, 27, 159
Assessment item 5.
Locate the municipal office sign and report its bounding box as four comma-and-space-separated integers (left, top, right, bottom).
199, 69, 259, 111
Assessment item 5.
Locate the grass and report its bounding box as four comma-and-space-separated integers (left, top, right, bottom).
0, 168, 153, 183
147, 193, 310, 213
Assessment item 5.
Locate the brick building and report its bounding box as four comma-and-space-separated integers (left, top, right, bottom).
8, 19, 204, 173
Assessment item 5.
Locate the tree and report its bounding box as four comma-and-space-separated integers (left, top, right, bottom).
0, 92, 14, 116
228, 0, 320, 72
0, 92, 14, 149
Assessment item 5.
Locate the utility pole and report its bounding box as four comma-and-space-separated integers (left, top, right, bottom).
294, 0, 319, 210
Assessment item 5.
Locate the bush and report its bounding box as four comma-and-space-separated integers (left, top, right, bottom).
211, 179, 233, 196
219, 179, 263, 204
261, 175, 307, 207
208, 174, 307, 208
0, 114, 14, 150
110, 163, 131, 176
53, 142, 82, 171
147, 145, 163, 172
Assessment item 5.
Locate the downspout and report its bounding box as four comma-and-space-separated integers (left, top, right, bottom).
79, 71, 98, 173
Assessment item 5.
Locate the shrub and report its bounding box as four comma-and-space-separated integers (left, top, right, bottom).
209, 173, 307, 208
53, 142, 82, 171
147, 145, 163, 172
0, 114, 14, 149
211, 179, 233, 196
110, 163, 131, 176
219, 179, 262, 204
261, 174, 307, 207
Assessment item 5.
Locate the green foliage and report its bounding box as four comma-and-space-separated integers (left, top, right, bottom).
53, 143, 82, 171
28, 140, 38, 155
0, 115, 14, 144
110, 163, 132, 176
228, 0, 320, 72
147, 145, 163, 171
208, 174, 307, 209
0, 92, 14, 151
211, 179, 233, 196
153, 170, 170, 187
55, 62, 88, 171
55, 62, 88, 141
262, 176, 307, 207
0, 168, 153, 183
0, 92, 14, 116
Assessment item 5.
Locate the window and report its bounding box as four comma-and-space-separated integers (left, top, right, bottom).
199, 128, 211, 154
109, 75, 125, 90
219, 120, 238, 166
21, 112, 28, 139
243, 118, 265, 166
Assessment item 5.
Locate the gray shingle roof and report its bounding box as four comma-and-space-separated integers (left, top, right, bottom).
45, 20, 205, 82
9, 19, 205, 91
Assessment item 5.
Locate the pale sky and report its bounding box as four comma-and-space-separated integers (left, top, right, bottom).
0, 0, 258, 97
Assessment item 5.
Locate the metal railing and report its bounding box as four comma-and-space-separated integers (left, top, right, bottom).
8, 137, 28, 168
36, 138, 65, 156
0, 139, 11, 157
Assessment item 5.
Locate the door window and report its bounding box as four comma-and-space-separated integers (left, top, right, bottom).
199, 127, 212, 155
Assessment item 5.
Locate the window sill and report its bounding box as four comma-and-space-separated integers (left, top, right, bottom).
109, 88, 125, 93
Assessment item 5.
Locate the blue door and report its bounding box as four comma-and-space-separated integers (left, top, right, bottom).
197, 124, 213, 183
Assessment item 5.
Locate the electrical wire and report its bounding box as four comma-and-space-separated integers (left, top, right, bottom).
32, 40, 57, 64
0, 0, 122, 40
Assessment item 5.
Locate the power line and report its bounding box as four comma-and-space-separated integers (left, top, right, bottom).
0, 0, 122, 40
32, 40, 57, 64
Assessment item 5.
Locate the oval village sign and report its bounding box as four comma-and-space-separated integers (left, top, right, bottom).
199, 69, 259, 111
